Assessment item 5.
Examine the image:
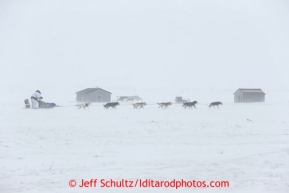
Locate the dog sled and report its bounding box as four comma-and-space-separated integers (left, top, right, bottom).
39, 101, 56, 108
24, 99, 56, 109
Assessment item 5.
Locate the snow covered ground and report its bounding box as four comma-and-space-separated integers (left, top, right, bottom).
1, 99, 289, 193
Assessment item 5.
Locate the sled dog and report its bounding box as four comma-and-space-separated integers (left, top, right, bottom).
76, 102, 91, 109
209, 101, 222, 108
132, 102, 147, 109
158, 102, 172, 109
104, 102, 120, 109
182, 101, 198, 109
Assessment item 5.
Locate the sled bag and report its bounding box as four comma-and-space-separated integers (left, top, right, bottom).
39, 102, 56, 109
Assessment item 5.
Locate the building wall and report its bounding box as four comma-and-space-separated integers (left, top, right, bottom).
234, 90, 265, 103
243, 93, 265, 103
234, 90, 243, 103
76, 94, 84, 102
76, 90, 111, 103
88, 90, 111, 102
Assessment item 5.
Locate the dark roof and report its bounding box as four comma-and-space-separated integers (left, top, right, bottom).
76, 88, 112, 94
234, 89, 265, 94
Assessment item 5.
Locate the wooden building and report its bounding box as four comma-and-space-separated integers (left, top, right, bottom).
76, 87, 111, 103
234, 88, 265, 103
116, 96, 142, 102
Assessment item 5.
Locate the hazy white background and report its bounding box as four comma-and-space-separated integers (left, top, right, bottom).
1, 2, 289, 193
0, 0, 288, 103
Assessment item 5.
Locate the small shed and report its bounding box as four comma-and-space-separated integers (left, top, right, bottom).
117, 96, 142, 102
76, 87, 111, 103
234, 88, 265, 103
175, 97, 188, 103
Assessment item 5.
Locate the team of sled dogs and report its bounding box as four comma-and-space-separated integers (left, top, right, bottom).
76, 101, 223, 109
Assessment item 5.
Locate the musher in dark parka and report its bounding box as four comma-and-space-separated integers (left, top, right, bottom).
30, 90, 43, 109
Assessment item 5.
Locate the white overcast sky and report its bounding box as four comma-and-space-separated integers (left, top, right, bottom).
0, 0, 289, 100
